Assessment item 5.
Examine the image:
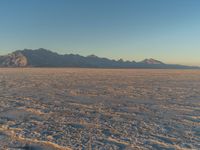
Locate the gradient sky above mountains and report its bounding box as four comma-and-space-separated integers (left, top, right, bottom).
0, 0, 200, 66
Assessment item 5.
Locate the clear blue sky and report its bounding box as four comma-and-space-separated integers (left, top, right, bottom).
0, 0, 200, 65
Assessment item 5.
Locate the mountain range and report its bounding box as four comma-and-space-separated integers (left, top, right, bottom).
0, 48, 199, 69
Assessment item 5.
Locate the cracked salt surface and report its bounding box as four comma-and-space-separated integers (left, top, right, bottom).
0, 68, 200, 149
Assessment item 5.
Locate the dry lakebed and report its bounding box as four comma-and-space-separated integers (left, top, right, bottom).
0, 68, 199, 150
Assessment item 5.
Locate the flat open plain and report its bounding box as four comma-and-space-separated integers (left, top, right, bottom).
0, 68, 199, 150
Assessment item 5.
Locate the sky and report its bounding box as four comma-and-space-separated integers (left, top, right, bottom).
0, 0, 200, 66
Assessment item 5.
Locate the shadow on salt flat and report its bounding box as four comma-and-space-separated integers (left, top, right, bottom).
184, 116, 200, 123
151, 144, 175, 150
99, 139, 126, 149
0, 109, 41, 121
0, 132, 6, 140
68, 123, 85, 129
11, 145, 55, 150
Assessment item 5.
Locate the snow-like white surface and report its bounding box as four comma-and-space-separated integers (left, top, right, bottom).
0, 68, 199, 149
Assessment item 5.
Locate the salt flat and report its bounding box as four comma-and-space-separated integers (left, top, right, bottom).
0, 68, 200, 150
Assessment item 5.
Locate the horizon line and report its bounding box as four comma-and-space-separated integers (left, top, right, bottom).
0, 48, 199, 67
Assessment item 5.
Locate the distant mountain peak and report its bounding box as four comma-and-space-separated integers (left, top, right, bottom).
118, 58, 124, 62
0, 51, 27, 67
87, 54, 99, 58
141, 58, 164, 65
19, 48, 53, 53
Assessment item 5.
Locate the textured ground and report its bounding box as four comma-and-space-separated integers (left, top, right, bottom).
0, 68, 200, 150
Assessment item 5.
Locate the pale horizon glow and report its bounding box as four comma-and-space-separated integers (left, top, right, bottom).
0, 0, 200, 66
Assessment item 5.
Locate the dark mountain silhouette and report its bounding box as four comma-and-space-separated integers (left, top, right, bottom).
0, 48, 199, 69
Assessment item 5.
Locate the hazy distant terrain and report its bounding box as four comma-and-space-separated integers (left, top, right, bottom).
0, 68, 200, 149
0, 49, 199, 69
